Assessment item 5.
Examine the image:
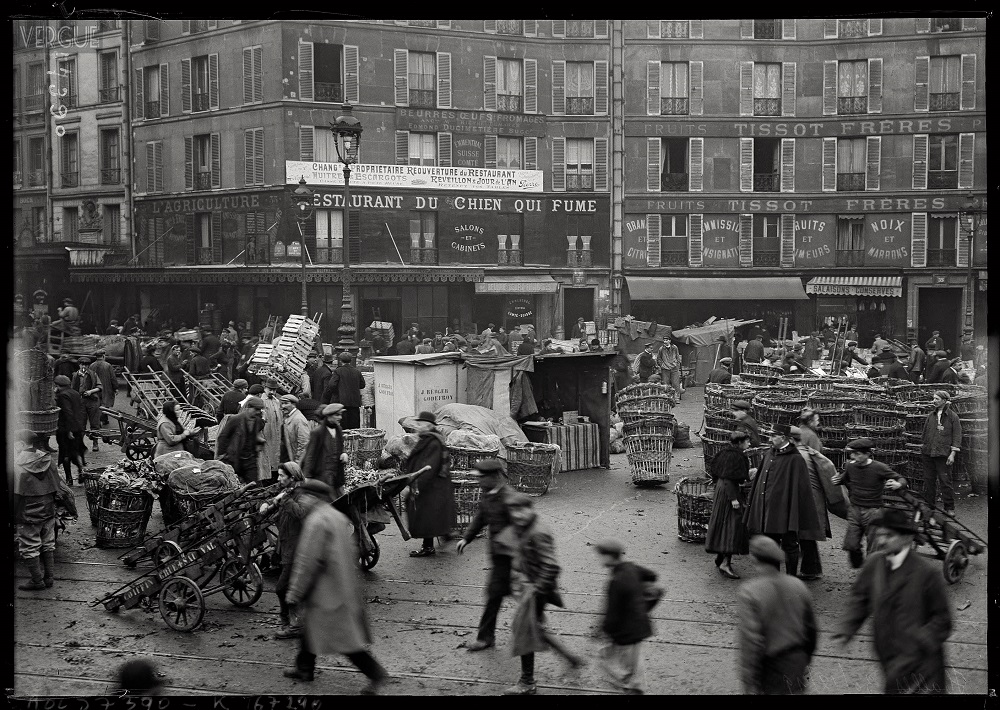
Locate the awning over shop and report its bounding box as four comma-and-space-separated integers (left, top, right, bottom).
626, 277, 808, 301
805, 276, 902, 297
475, 274, 559, 294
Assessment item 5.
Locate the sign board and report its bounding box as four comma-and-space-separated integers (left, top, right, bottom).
793, 215, 836, 266
397, 108, 548, 137
286, 161, 543, 193
507, 297, 534, 319
864, 213, 911, 266
701, 215, 740, 266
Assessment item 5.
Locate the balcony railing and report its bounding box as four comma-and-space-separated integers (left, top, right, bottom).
99, 86, 119, 103
929, 93, 960, 111
752, 249, 781, 267
838, 96, 867, 115
661, 249, 688, 266
754, 20, 780, 39
660, 97, 689, 115
566, 173, 594, 191
412, 247, 438, 265
836, 250, 866, 267
927, 249, 957, 267
932, 18, 961, 32
409, 88, 435, 108
317, 82, 344, 103
27, 169, 45, 187
496, 20, 523, 35
497, 94, 522, 113
194, 173, 212, 190
566, 96, 594, 115
190, 20, 210, 33
101, 168, 121, 185
839, 20, 866, 38
61, 172, 79, 188
192, 93, 209, 112
661, 172, 689, 192
566, 20, 595, 38
24, 94, 43, 113
753, 172, 779, 192
61, 93, 77, 109
928, 171, 958, 189
144, 100, 160, 118
195, 247, 215, 265
837, 173, 866, 191
753, 98, 781, 116
660, 20, 688, 38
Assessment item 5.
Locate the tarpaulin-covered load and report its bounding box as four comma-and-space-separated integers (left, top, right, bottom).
153, 451, 196, 477
612, 317, 673, 354
462, 353, 538, 420
400, 403, 528, 458
382, 433, 421, 463
671, 318, 761, 384
166, 460, 240, 495
445, 431, 502, 452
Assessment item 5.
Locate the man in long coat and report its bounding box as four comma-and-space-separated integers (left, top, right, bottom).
90, 349, 117, 427
71, 357, 103, 452
258, 378, 284, 481
279, 394, 312, 465
283, 479, 389, 693
54, 375, 85, 485
907, 340, 926, 382
636, 343, 656, 383
743, 424, 821, 578
833, 508, 952, 694
402, 412, 456, 557
301, 403, 348, 496
791, 427, 831, 581
323, 353, 365, 430
216, 397, 265, 483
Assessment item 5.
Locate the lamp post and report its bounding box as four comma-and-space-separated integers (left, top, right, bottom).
291, 177, 314, 317
958, 191, 983, 336
329, 105, 363, 354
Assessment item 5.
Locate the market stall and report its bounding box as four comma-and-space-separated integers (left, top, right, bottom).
670, 318, 761, 384
370, 353, 466, 437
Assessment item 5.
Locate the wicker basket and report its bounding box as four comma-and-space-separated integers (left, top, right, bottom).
852, 405, 906, 428
822, 447, 847, 473
904, 414, 927, 435
618, 395, 675, 416
831, 382, 889, 400
742, 362, 785, 378
895, 383, 958, 401
625, 433, 672, 486
619, 408, 674, 425
704, 385, 754, 410
674, 476, 714, 543
703, 411, 737, 432
948, 395, 983, 415
701, 438, 729, 474
700, 426, 733, 443
959, 417, 988, 435
745, 445, 770, 471
80, 468, 105, 526
13, 348, 55, 381
18, 408, 61, 435
451, 477, 482, 536
807, 391, 858, 411
751, 395, 807, 427
343, 428, 387, 469
739, 372, 779, 386
617, 382, 677, 405
897, 400, 935, 416
817, 427, 848, 449
96, 488, 154, 549
505, 441, 559, 496
622, 414, 675, 438
448, 445, 501, 473
844, 424, 905, 450
160, 486, 227, 526
963, 446, 988, 495
777, 374, 837, 391
872, 447, 909, 470
815, 409, 852, 429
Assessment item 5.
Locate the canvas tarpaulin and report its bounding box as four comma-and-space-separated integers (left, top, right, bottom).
463, 354, 538, 419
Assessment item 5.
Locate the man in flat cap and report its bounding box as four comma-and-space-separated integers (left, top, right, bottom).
737, 535, 817, 695
216, 396, 266, 483
730, 401, 761, 447
882, 351, 911, 381
920, 391, 962, 515
186, 345, 212, 403
301, 403, 349, 496
323, 352, 365, 430
220, 379, 249, 419
924, 330, 945, 355
708, 357, 733, 385
831, 438, 906, 568
457, 458, 519, 652
743, 424, 821, 577
259, 377, 285, 482
90, 349, 117, 426
54, 374, 85, 485
71, 356, 103, 452
280, 394, 311, 466
834, 508, 952, 694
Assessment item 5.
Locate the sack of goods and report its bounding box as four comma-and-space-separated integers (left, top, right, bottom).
167, 460, 240, 495
673, 422, 692, 448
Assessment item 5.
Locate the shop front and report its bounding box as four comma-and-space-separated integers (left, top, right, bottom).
804, 276, 904, 348
906, 272, 970, 354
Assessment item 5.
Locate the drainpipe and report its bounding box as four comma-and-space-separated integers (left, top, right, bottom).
44, 29, 55, 249
122, 21, 135, 259
610, 20, 624, 317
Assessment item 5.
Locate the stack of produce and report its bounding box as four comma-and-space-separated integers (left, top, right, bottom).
343, 467, 395, 495
94, 458, 158, 548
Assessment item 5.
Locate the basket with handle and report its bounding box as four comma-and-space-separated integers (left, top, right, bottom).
18, 408, 61, 435
451, 476, 483, 536
95, 487, 154, 549
447, 445, 501, 473
742, 362, 785, 378
625, 433, 672, 486
852, 404, 907, 428
674, 476, 714, 543
894, 383, 958, 402
739, 372, 779, 386
342, 428, 387, 469
621, 414, 675, 438
617, 382, 677, 401
504, 441, 559, 496
904, 414, 927, 435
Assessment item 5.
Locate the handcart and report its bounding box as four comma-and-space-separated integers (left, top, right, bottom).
122, 368, 216, 425
100, 406, 159, 460
181, 370, 234, 420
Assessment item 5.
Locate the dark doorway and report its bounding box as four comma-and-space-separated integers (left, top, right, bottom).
361, 297, 402, 346
473, 295, 505, 334
918, 287, 962, 354
564, 287, 594, 335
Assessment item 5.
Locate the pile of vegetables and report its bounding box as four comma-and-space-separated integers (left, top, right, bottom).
98, 458, 164, 495
343, 465, 396, 494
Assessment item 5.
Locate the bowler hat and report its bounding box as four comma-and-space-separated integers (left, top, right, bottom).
846, 437, 874, 452
471, 458, 506, 476
749, 535, 785, 565
299, 479, 333, 500
321, 403, 345, 416
416, 411, 437, 424
323, 353, 335, 363
731, 400, 752, 411
245, 397, 265, 409
772, 423, 792, 437
594, 538, 624, 556
264, 377, 280, 388
875, 507, 919, 535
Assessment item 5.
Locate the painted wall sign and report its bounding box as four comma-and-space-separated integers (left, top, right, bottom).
396, 108, 547, 137
454, 134, 484, 168
449, 222, 489, 262
626, 195, 963, 214
286, 161, 543, 193
793, 215, 836, 266
971, 215, 987, 266
622, 217, 648, 267
701, 215, 740, 266
506, 297, 534, 319
864, 213, 911, 266
626, 115, 985, 138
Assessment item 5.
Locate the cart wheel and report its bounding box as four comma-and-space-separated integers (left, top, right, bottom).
943, 540, 969, 584
154, 540, 183, 567
158, 576, 205, 631
221, 559, 263, 607
360, 536, 380, 570
125, 439, 152, 461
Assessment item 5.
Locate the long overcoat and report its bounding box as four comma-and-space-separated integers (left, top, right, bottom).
90, 358, 117, 409
743, 442, 821, 536
281, 407, 312, 465
286, 502, 373, 654
793, 444, 831, 541
705, 445, 750, 555
402, 431, 456, 538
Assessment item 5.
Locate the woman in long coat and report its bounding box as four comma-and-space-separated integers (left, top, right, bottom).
705, 430, 751, 579
403, 411, 457, 557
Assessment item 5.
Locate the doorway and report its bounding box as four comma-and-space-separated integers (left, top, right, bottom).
563, 287, 594, 336
918, 287, 962, 353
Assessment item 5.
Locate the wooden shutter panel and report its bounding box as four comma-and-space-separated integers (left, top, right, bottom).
689, 214, 703, 267
298, 41, 313, 102
525, 20, 537, 37
208, 54, 219, 109
865, 136, 881, 191
244, 130, 255, 186
154, 143, 162, 192
646, 214, 661, 267
253, 47, 263, 103
523, 58, 537, 114
484, 20, 497, 34
782, 62, 796, 116
185, 214, 196, 265
299, 126, 314, 161
552, 137, 565, 192
344, 45, 359, 105
437, 132, 452, 167
689, 61, 704, 115
647, 21, 659, 39
146, 141, 155, 191
739, 214, 753, 266
552, 20, 565, 37
211, 212, 222, 264
254, 128, 264, 185
524, 137, 537, 170
184, 136, 193, 190
181, 58, 192, 113
780, 138, 795, 192
782, 19, 796, 40
594, 60, 608, 115
739, 61, 753, 116
957, 221, 970, 268
689, 20, 703, 39
823, 60, 838, 115
958, 133, 974, 189
243, 48, 253, 104
647, 138, 661, 192
911, 213, 927, 267
868, 58, 883, 114
960, 54, 976, 110
647, 61, 660, 116
912, 135, 929, 190
739, 138, 754, 192
595, 20, 608, 38
780, 214, 795, 267
868, 18, 882, 35
914, 56, 930, 112
485, 134, 497, 169
210, 133, 221, 188
437, 52, 452, 109
915, 18, 931, 33
395, 131, 409, 165
134, 66, 144, 119
551, 60, 565, 115
159, 63, 169, 116
594, 137, 608, 192
740, 20, 753, 39
394, 49, 408, 106
484, 56, 497, 111
824, 19, 838, 38
689, 137, 704, 192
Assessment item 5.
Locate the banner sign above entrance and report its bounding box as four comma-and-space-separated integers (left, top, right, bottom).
286, 161, 543, 193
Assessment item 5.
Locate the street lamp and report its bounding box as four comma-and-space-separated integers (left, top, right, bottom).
292, 177, 314, 317
958, 191, 984, 335
329, 104, 363, 354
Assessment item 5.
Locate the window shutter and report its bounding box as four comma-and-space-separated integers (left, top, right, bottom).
740, 19, 753, 39
911, 135, 928, 190
244, 130, 255, 186
782, 19, 796, 40
867, 58, 883, 114
780, 214, 795, 267
647, 61, 660, 116
348, 210, 361, 265
253, 47, 262, 103
208, 54, 219, 109
181, 58, 191, 112
134, 66, 144, 119
595, 20, 608, 38
524, 20, 537, 37
914, 56, 929, 112
524, 137, 537, 170
689, 137, 703, 192
344, 45, 359, 105
689, 61, 704, 115
957, 223, 970, 268
823, 60, 837, 115
739, 213, 753, 266
485, 134, 497, 169
145, 142, 155, 192
646, 214, 661, 267
958, 133, 974, 189
552, 20, 565, 37
824, 19, 838, 38
647, 21, 659, 39
689, 214, 703, 267
689, 20, 703, 39
299, 126, 314, 161
154, 142, 162, 192
484, 56, 497, 111
484, 20, 497, 34
184, 136, 193, 190
298, 41, 313, 102
865, 136, 881, 191
243, 48, 253, 104
394, 49, 409, 106
647, 138, 661, 192
524, 58, 537, 113
185, 214, 196, 265
960, 54, 976, 110
739, 61, 753, 116
781, 62, 796, 116
780, 138, 795, 192
915, 18, 931, 33
437, 52, 452, 109
594, 60, 608, 115
437, 132, 452, 167
212, 212, 222, 264
552, 137, 565, 192
551, 60, 565, 115
739, 137, 754, 192
868, 18, 883, 35
254, 128, 264, 186
158, 63, 169, 116
911, 212, 927, 267
437, 20, 451, 29
182, 20, 191, 35
594, 137, 608, 192
395, 131, 409, 165
210, 132, 221, 188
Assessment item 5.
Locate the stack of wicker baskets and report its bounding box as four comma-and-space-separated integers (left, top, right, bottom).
954, 385, 988, 493
13, 349, 60, 437
447, 442, 500, 536
739, 362, 784, 386
505, 441, 560, 496
343, 429, 387, 469
617, 383, 675, 486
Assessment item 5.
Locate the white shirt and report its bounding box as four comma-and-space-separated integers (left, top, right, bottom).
886, 545, 910, 571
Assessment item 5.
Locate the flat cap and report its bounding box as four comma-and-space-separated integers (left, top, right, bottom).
54, 375, 72, 386
471, 458, 506, 476
188, 346, 201, 354
339, 352, 353, 363
279, 394, 299, 404
731, 400, 752, 411
77, 356, 92, 364
299, 479, 333, 499
846, 437, 874, 452
245, 397, 266, 409
594, 538, 624, 556
248, 384, 265, 395
321, 403, 345, 416
94, 349, 106, 357
233, 379, 249, 388
719, 357, 733, 365
749, 535, 785, 564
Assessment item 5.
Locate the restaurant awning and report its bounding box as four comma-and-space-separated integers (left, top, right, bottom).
626, 277, 808, 301
805, 276, 903, 297
475, 274, 558, 294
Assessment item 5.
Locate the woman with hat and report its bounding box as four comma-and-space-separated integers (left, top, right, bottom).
730, 401, 761, 447
705, 429, 752, 579
920, 391, 962, 516
401, 411, 456, 557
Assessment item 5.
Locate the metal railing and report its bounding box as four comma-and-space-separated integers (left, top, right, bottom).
753, 98, 781, 116
196, 247, 215, 265
14, 171, 22, 186
317, 82, 344, 103
194, 173, 212, 190
660, 20, 688, 38
754, 20, 780, 39
566, 20, 595, 37
101, 168, 121, 185
408, 88, 435, 108
838, 96, 867, 115
99, 86, 119, 103
661, 249, 688, 265
928, 171, 958, 190
661, 172, 689, 191
27, 169, 45, 187
929, 93, 959, 111
566, 173, 594, 190
660, 97, 689, 115
496, 20, 523, 34
753, 172, 779, 192
566, 96, 594, 115
192, 93, 209, 112
839, 20, 866, 38
24, 94, 43, 113
61, 172, 79, 188
497, 94, 522, 113
836, 250, 865, 267
927, 250, 957, 267
144, 100, 160, 118
837, 173, 865, 191
61, 93, 77, 109
752, 249, 781, 266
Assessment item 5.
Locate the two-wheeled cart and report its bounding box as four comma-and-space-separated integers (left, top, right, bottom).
181, 370, 234, 421
99, 406, 159, 460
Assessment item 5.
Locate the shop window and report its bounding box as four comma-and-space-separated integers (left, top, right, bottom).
753, 216, 780, 266
409, 212, 437, 264
315, 209, 344, 263
753, 138, 779, 192
753, 62, 781, 116
566, 138, 594, 191
408, 133, 436, 166
837, 138, 865, 191
566, 62, 594, 115
836, 218, 865, 266
837, 60, 868, 115
929, 56, 961, 111
100, 129, 120, 185
99, 51, 119, 103
497, 137, 522, 169
408, 52, 435, 108
60, 132, 79, 188
194, 212, 213, 264
659, 214, 688, 265
927, 216, 957, 266
659, 62, 689, 115
497, 58, 522, 113
928, 134, 958, 189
